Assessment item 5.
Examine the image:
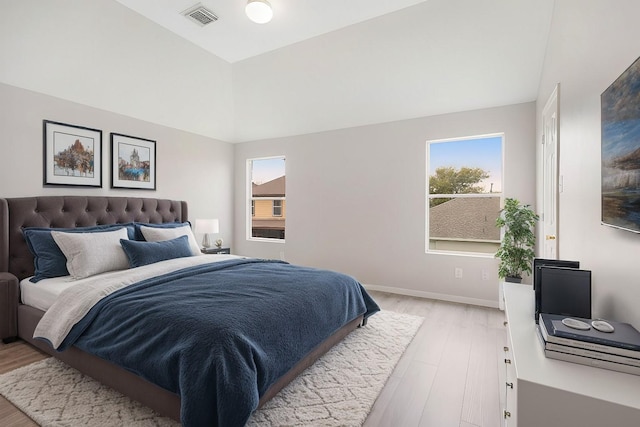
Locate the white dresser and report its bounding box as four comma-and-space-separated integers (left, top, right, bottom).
502, 283, 640, 427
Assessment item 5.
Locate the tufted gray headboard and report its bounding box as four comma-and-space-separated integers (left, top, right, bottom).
0, 196, 188, 281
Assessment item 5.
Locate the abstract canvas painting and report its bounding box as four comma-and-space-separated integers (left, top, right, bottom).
601, 56, 640, 233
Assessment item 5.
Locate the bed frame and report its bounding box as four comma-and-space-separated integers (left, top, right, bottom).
0, 196, 361, 421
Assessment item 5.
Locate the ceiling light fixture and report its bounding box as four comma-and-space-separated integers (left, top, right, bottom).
245, 0, 273, 24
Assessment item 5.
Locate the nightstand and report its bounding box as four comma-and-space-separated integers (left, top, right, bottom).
201, 247, 231, 254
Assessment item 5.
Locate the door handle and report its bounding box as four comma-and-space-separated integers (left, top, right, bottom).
545, 235, 556, 240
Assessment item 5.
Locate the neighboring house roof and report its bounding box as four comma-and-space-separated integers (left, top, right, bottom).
253, 176, 285, 197
429, 197, 501, 241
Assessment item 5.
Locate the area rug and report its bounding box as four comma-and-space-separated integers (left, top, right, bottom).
0, 310, 423, 427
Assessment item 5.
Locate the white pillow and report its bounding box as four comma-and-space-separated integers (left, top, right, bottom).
51, 228, 130, 280
140, 225, 201, 256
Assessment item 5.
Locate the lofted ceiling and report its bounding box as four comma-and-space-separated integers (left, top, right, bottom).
114, 0, 556, 141
115, 0, 432, 63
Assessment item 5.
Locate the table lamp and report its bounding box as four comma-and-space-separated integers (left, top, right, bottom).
195, 219, 219, 249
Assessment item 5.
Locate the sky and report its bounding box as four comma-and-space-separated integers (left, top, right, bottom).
428, 135, 503, 193
251, 157, 285, 184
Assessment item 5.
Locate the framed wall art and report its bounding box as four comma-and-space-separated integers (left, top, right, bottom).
111, 133, 156, 190
43, 120, 102, 187
601, 55, 640, 233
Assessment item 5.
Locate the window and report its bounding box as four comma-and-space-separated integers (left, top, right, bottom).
273, 200, 282, 217
426, 134, 503, 254
247, 156, 286, 241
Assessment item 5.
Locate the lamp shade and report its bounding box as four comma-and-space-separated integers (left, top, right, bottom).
195, 219, 219, 234
246, 0, 273, 24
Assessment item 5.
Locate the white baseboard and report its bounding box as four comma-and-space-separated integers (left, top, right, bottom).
362, 283, 499, 309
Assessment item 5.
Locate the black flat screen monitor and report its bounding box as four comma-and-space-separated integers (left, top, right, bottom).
539, 266, 592, 320
533, 258, 580, 290
533, 258, 581, 322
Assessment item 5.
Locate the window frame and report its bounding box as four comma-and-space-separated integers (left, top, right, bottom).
246, 156, 286, 243
272, 199, 283, 217
425, 133, 504, 257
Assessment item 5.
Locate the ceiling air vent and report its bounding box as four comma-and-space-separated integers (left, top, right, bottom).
182, 3, 218, 26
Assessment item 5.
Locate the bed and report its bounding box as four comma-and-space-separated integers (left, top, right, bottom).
0, 196, 379, 426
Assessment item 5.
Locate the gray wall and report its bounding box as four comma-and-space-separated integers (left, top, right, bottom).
0, 83, 234, 246
234, 102, 536, 307
0, 0, 235, 244
0, 0, 234, 141
536, 0, 640, 326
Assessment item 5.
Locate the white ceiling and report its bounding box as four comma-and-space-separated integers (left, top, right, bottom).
113, 0, 556, 142
116, 0, 431, 63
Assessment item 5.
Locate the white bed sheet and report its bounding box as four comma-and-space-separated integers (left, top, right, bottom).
20, 276, 78, 312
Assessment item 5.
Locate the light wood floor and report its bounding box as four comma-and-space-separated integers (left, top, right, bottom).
0, 291, 506, 427
363, 291, 507, 427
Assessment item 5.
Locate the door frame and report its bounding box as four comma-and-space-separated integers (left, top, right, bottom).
541, 83, 560, 258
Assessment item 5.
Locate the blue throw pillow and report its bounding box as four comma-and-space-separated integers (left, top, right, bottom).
132, 221, 192, 241
23, 224, 136, 282
120, 235, 193, 268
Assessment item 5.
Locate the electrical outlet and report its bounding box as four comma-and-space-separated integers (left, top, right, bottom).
280, 251, 285, 261
481, 269, 489, 281
455, 267, 463, 279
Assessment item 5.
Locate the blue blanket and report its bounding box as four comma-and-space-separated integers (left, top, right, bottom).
58, 259, 379, 427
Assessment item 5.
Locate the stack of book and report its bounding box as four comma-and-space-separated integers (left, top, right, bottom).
537, 313, 640, 376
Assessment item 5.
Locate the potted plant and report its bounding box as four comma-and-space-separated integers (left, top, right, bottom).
495, 198, 539, 283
